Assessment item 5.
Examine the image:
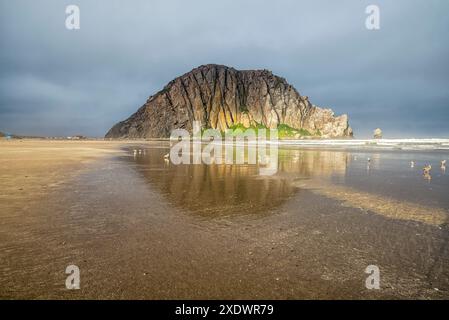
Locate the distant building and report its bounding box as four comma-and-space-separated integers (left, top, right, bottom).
67, 135, 87, 140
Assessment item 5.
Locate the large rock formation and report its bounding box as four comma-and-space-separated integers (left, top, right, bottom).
106, 64, 352, 139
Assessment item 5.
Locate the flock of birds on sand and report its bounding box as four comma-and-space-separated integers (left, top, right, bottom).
134, 149, 171, 163
134, 148, 447, 181
366, 157, 446, 181
137, 150, 274, 166
133, 149, 146, 156
412, 160, 446, 180
360, 157, 445, 173
364, 156, 446, 180
133, 149, 170, 163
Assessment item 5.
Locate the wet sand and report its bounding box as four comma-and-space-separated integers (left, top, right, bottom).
0, 140, 123, 213
0, 140, 448, 299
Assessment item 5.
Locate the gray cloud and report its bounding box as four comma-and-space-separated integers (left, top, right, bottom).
1, 0, 448, 137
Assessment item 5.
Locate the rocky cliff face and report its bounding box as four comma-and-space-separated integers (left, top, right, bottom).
106, 64, 352, 139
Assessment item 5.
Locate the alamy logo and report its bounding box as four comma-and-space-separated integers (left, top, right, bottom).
169, 121, 279, 175
65, 5, 80, 30
365, 265, 380, 289
365, 5, 380, 30
65, 265, 80, 289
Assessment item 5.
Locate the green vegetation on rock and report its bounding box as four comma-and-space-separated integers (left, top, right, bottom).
223, 123, 314, 139
277, 124, 311, 138
201, 122, 316, 139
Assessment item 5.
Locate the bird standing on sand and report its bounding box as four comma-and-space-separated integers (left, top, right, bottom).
366, 157, 371, 172
422, 164, 432, 181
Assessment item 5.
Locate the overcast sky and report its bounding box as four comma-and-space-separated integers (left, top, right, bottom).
1, 0, 448, 138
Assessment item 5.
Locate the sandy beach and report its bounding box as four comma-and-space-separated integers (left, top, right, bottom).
1, 139, 448, 299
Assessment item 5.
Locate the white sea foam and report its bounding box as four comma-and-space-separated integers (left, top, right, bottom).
270, 139, 449, 150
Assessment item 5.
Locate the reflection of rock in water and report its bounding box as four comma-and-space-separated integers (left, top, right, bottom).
129, 146, 349, 217
277, 149, 349, 179
131, 148, 294, 217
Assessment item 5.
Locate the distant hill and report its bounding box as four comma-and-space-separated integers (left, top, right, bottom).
0, 132, 23, 139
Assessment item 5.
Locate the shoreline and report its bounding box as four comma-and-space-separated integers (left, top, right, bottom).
5, 137, 448, 150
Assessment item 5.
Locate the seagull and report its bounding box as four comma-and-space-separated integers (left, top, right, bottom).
423, 171, 432, 181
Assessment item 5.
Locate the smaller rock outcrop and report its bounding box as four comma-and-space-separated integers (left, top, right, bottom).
373, 128, 383, 139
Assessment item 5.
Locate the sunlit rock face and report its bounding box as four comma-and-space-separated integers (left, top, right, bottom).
106, 64, 352, 139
